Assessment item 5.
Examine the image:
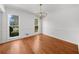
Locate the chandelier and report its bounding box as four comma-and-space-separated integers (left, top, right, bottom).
36, 4, 47, 19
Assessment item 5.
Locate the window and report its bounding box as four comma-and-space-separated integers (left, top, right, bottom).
8, 15, 19, 37
34, 18, 38, 32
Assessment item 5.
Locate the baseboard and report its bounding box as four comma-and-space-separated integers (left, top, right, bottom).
0, 32, 78, 46
43, 33, 77, 45
0, 32, 41, 44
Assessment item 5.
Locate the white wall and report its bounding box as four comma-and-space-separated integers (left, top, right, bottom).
1, 6, 37, 43
0, 12, 2, 43
0, 12, 1, 41
43, 5, 79, 44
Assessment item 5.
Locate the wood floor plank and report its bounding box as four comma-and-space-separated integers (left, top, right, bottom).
0, 34, 78, 54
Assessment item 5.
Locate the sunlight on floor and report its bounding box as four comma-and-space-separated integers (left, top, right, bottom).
32, 35, 41, 53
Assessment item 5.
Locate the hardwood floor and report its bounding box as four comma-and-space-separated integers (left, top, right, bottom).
0, 34, 78, 54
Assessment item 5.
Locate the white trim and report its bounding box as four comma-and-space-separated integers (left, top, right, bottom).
0, 32, 41, 44
0, 4, 5, 12
43, 33, 77, 45
7, 14, 20, 39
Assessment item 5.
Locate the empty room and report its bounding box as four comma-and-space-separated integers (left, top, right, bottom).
0, 4, 79, 54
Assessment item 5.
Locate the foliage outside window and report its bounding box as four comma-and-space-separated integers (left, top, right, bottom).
9, 15, 19, 37
34, 18, 38, 32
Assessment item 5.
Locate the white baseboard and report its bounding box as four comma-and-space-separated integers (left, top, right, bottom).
0, 32, 41, 44
43, 33, 77, 45
0, 32, 77, 46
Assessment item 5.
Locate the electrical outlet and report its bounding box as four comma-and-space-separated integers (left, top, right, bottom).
26, 33, 29, 35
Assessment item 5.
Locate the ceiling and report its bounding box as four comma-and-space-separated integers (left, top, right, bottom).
4, 4, 79, 14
